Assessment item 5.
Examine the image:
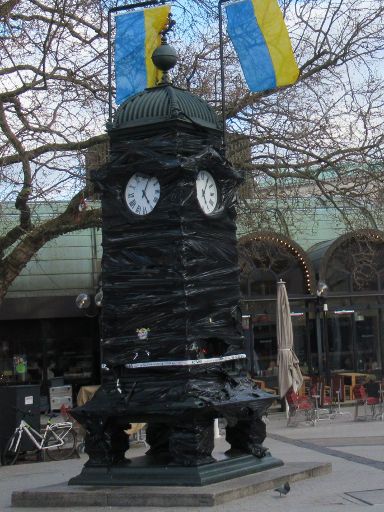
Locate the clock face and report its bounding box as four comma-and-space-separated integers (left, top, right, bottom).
125, 173, 160, 216
196, 170, 218, 215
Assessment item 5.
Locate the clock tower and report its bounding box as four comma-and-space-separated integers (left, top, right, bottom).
70, 39, 281, 486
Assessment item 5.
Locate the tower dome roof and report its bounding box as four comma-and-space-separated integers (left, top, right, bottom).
111, 84, 221, 132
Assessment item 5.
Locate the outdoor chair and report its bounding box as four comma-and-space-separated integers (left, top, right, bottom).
285, 388, 315, 426
321, 380, 334, 408
353, 384, 379, 421
309, 379, 333, 423
331, 376, 352, 419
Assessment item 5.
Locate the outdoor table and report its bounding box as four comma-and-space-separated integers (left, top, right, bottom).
336, 372, 371, 389
333, 388, 352, 418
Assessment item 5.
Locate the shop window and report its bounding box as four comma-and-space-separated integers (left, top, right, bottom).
379, 270, 384, 292
290, 306, 308, 366
325, 302, 381, 376
0, 318, 99, 391
0, 320, 41, 384
253, 311, 277, 374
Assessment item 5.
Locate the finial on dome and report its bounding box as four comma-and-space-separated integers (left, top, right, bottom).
152, 14, 177, 85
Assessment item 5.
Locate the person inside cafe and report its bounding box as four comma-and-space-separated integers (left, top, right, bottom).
266, 360, 278, 376
364, 375, 380, 398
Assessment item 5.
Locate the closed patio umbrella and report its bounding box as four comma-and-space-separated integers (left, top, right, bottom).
276, 279, 303, 398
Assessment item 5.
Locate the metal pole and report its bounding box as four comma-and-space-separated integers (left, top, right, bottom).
107, 0, 168, 124
323, 302, 331, 385
107, 9, 113, 125
218, 0, 232, 154
315, 296, 324, 376
242, 315, 252, 375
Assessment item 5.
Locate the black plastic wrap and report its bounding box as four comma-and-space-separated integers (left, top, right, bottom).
71, 124, 278, 471
73, 366, 275, 424
168, 419, 215, 466
71, 365, 276, 467
93, 130, 244, 369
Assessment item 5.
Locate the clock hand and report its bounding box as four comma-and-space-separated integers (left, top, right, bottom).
142, 192, 151, 205
202, 178, 210, 205
201, 185, 209, 205
203, 178, 209, 195
141, 178, 152, 205
142, 178, 150, 198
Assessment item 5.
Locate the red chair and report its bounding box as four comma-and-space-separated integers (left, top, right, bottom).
353, 385, 379, 420
310, 380, 319, 399
285, 388, 315, 426
318, 380, 334, 409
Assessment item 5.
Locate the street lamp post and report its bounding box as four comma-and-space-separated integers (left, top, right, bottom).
316, 281, 330, 383
242, 314, 255, 376
75, 288, 103, 382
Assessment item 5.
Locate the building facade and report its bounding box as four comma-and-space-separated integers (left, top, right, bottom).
1, 203, 383, 396
239, 229, 384, 386
0, 206, 102, 397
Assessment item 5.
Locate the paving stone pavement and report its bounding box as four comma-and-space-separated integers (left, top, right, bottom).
2, 407, 384, 511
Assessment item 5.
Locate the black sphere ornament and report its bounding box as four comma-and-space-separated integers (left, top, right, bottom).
152, 43, 178, 72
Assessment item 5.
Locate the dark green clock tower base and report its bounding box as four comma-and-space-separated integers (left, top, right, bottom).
70, 366, 281, 486
70, 41, 282, 487
69, 452, 283, 487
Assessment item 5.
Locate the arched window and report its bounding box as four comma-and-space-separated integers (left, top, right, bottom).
238, 234, 313, 297
323, 232, 384, 292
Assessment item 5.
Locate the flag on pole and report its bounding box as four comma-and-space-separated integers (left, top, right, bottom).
115, 5, 171, 104
225, 0, 299, 92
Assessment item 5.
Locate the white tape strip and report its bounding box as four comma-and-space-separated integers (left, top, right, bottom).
124, 353, 246, 369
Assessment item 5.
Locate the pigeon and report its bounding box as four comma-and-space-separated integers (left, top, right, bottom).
274, 481, 290, 497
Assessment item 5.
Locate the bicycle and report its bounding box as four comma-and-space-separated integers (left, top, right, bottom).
1, 408, 77, 465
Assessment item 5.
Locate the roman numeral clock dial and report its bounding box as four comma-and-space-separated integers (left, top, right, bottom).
125, 173, 160, 216
196, 170, 218, 215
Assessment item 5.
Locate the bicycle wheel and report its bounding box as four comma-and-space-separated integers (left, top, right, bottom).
45, 426, 76, 461
2, 432, 21, 465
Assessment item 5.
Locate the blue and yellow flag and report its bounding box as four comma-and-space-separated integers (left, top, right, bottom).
115, 5, 171, 104
225, 0, 299, 92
